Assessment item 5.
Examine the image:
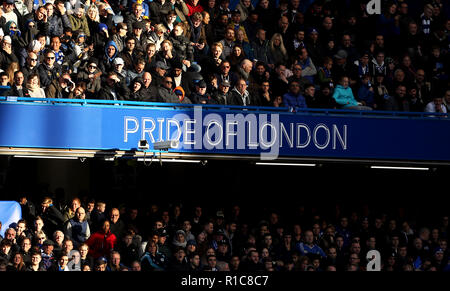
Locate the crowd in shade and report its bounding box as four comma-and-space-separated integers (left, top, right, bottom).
0, 0, 447, 113
0, 192, 449, 271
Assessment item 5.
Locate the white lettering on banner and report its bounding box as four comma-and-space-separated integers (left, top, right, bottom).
184, 119, 196, 145
124, 116, 139, 142
205, 120, 224, 148
123, 113, 348, 159
280, 123, 294, 148
333, 125, 347, 150
313, 124, 331, 150
141, 117, 156, 143
203, 113, 224, 149
157, 118, 164, 142
166, 118, 182, 145
297, 123, 311, 149
225, 119, 238, 148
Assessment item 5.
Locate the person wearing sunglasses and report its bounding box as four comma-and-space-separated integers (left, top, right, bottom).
76, 58, 102, 99
37, 49, 62, 87
157, 76, 179, 103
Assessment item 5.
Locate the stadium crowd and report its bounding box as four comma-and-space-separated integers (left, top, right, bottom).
0, 0, 447, 113
0, 193, 449, 272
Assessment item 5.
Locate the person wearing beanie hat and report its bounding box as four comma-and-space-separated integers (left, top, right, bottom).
173, 86, 192, 104
170, 59, 192, 96
129, 76, 146, 101
0, 34, 19, 71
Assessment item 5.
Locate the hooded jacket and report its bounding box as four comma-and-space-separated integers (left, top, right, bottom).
99, 40, 118, 72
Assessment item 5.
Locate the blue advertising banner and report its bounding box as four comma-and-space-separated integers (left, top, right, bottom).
0, 201, 22, 237
1, 99, 450, 162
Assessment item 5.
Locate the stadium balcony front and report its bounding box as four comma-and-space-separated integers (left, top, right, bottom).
1, 96, 450, 168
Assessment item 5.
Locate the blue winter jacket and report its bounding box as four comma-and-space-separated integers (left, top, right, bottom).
357, 84, 375, 108
283, 92, 307, 111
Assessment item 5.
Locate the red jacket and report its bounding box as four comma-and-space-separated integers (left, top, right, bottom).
186, 2, 204, 16
86, 231, 117, 259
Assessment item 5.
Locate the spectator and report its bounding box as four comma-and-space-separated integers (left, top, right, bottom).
296, 230, 326, 259
140, 240, 167, 271
332, 76, 372, 110
45, 71, 75, 99
97, 71, 130, 100
85, 220, 117, 259
424, 95, 447, 114
64, 207, 90, 249
283, 80, 306, 111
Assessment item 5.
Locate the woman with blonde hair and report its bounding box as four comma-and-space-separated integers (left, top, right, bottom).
6, 62, 20, 85
26, 73, 46, 98
148, 24, 167, 51
269, 33, 288, 65
86, 4, 100, 41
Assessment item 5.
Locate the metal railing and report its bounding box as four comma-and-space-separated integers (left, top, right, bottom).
1, 96, 448, 119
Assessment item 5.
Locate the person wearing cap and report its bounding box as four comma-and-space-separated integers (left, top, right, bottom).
112, 57, 127, 82
93, 256, 108, 271
129, 21, 148, 53
152, 60, 169, 87
211, 79, 231, 104
1, 0, 19, 26
41, 239, 56, 270
332, 49, 353, 84
0, 34, 19, 71
76, 58, 102, 99
156, 228, 173, 260
190, 79, 217, 104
